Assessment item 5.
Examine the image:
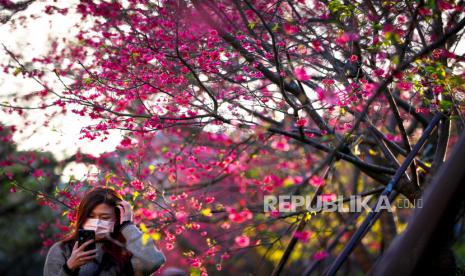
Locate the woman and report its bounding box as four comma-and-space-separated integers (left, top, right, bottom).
44, 187, 166, 275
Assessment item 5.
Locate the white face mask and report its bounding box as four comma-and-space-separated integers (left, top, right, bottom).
83, 218, 115, 235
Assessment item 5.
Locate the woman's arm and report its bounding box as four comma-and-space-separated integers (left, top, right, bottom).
43, 242, 77, 276
120, 222, 166, 273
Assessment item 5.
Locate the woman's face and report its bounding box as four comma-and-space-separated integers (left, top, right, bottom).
87, 203, 116, 240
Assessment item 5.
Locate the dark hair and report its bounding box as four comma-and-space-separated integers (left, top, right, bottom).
62, 187, 133, 274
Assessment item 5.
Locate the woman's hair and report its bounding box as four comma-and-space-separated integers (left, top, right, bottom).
61, 187, 133, 273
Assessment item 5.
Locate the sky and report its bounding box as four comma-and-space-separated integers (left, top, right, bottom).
0, 1, 120, 180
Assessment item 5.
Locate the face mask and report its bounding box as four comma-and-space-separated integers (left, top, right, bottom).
83, 218, 115, 235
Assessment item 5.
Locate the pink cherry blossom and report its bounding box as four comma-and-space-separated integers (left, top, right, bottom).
235, 235, 250, 247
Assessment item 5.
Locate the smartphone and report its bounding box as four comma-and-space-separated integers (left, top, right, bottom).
78, 229, 96, 251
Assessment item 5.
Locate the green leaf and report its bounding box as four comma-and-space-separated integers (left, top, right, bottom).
245, 167, 260, 179
373, 23, 383, 31
321, 134, 335, 142
439, 100, 453, 110
424, 66, 436, 73
13, 67, 22, 76
84, 77, 93, 85
426, 0, 436, 9
328, 0, 343, 13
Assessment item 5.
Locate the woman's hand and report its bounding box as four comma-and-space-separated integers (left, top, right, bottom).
117, 200, 134, 224
66, 240, 98, 270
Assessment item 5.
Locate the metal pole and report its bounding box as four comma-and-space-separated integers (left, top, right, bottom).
324, 112, 443, 276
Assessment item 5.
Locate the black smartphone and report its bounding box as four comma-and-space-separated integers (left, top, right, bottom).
78, 229, 96, 251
